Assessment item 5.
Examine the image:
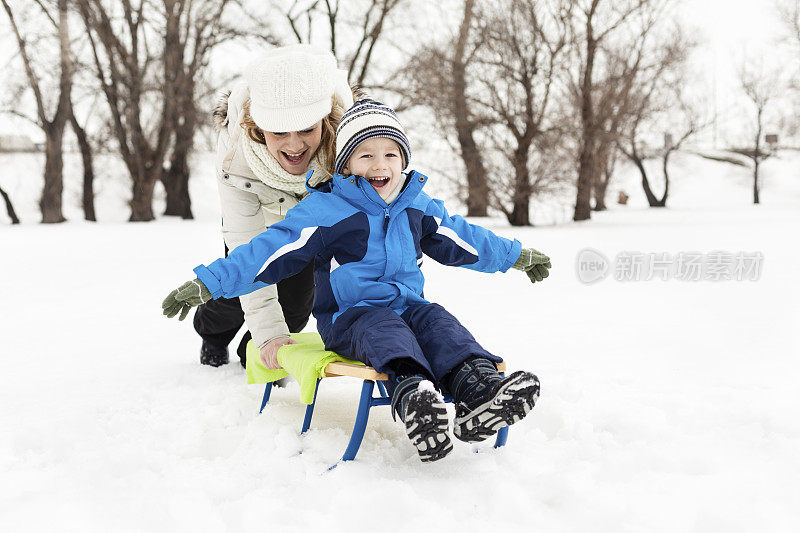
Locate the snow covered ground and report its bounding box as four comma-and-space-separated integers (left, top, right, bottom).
2, 151, 799, 532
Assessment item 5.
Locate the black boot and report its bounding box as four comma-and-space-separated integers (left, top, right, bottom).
390, 375, 453, 462
236, 331, 252, 369
200, 341, 229, 367
445, 356, 540, 443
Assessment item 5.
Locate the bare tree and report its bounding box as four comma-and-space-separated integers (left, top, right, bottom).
399, 0, 491, 216
619, 98, 702, 207
450, 0, 488, 216
614, 27, 697, 208
777, 0, 800, 137
473, 0, 571, 226
735, 63, 781, 204
2, 0, 73, 223
401, 0, 572, 224
158, 0, 238, 219
570, 0, 669, 221
588, 41, 652, 211
270, 0, 405, 87
777, 0, 800, 53
75, 0, 235, 221
75, 0, 165, 221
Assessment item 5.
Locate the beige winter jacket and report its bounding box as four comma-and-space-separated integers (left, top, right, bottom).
213, 83, 307, 349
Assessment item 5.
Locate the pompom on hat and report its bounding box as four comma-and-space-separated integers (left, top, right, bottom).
246, 44, 353, 133
334, 99, 411, 175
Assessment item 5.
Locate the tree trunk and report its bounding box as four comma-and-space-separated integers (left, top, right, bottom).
70, 111, 96, 221
129, 172, 156, 221
507, 146, 531, 226
0, 185, 20, 224
575, 143, 596, 220
753, 116, 761, 205
40, 126, 66, 223
162, 148, 193, 219
574, 32, 598, 222
453, 0, 488, 217
631, 154, 660, 207
455, 120, 489, 217
657, 149, 671, 207
592, 146, 609, 211
162, 74, 195, 219
753, 159, 760, 204
593, 179, 608, 211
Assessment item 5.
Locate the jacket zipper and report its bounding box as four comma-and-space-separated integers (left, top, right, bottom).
356, 171, 417, 231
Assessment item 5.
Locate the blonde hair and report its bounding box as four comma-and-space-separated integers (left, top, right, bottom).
241, 96, 345, 176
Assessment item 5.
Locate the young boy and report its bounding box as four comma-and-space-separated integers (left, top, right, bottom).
163, 99, 551, 462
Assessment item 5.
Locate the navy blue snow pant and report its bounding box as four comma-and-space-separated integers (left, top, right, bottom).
322, 303, 502, 395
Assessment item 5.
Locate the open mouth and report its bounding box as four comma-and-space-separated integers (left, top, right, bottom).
367, 176, 390, 188
281, 150, 307, 165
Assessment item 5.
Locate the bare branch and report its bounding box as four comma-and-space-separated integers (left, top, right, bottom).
1, 0, 48, 124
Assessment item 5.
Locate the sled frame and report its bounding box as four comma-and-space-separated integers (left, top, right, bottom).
258, 361, 509, 466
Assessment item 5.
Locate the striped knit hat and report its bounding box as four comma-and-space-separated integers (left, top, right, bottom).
334, 99, 410, 175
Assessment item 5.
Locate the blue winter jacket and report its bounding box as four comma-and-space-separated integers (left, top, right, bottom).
194, 170, 522, 340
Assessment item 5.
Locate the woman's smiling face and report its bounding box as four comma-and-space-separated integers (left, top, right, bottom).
343, 137, 404, 202
263, 120, 323, 175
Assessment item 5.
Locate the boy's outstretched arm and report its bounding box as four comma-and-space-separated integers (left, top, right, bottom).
419, 197, 551, 284
161, 198, 324, 320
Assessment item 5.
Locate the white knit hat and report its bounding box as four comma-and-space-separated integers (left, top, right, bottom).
246, 44, 353, 132
335, 99, 411, 175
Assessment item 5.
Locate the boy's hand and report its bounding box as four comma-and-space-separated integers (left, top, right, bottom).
512, 248, 551, 284
161, 278, 212, 320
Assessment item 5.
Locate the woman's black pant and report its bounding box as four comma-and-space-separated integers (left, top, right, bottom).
193, 255, 315, 363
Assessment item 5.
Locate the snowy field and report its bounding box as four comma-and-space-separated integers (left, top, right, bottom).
2, 151, 799, 532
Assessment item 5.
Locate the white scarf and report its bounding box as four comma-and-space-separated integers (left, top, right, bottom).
240, 133, 330, 195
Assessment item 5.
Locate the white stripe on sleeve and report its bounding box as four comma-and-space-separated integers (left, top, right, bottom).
432, 217, 479, 257
257, 226, 319, 277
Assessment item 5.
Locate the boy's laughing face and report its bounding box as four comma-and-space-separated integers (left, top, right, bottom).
344, 137, 403, 202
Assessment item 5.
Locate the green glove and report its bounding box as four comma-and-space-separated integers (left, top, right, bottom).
512, 248, 551, 284
161, 278, 212, 321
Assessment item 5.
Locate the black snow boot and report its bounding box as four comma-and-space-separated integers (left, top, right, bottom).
445, 356, 540, 443
236, 331, 252, 369
200, 341, 229, 367
391, 375, 453, 462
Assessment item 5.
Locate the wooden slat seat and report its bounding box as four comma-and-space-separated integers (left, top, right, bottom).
323, 361, 506, 381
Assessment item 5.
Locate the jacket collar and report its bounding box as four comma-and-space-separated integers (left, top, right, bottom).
331, 170, 427, 215
307, 169, 428, 215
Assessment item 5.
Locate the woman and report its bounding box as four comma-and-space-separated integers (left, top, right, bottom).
194, 44, 354, 368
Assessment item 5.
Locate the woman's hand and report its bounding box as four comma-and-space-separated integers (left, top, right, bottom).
259, 336, 297, 369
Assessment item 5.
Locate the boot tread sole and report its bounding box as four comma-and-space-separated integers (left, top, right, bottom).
453, 371, 540, 443
404, 389, 453, 462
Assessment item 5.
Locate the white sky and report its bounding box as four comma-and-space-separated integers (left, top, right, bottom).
683, 0, 789, 88
678, 0, 797, 143
2, 0, 796, 145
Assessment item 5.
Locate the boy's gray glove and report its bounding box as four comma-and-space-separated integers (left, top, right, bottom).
161, 278, 212, 320
512, 248, 551, 284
